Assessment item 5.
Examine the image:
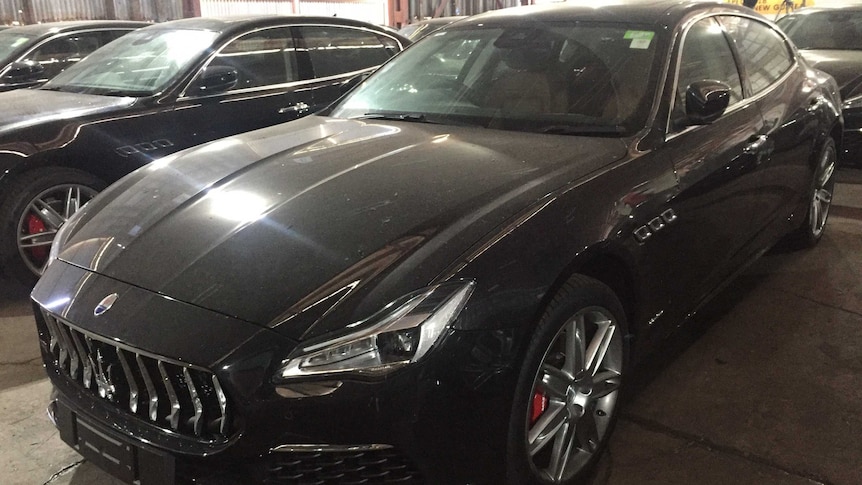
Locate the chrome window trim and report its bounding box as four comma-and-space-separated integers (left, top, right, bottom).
664, 12, 798, 143
179, 23, 404, 101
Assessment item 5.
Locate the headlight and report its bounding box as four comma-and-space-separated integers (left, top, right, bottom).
276, 280, 475, 380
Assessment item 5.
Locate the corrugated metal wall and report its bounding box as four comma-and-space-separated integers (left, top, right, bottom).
199, 0, 388, 26
0, 0, 183, 24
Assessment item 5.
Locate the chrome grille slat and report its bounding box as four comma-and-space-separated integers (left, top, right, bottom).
116, 349, 139, 414
158, 361, 181, 430
44, 315, 60, 354
183, 367, 204, 437
68, 331, 94, 389
38, 310, 231, 442
212, 376, 229, 435
137, 354, 159, 422
58, 324, 81, 379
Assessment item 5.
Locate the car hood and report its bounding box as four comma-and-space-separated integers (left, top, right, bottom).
798, 50, 862, 100
0, 88, 134, 137
58, 115, 627, 339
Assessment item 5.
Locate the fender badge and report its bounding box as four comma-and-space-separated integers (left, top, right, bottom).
94, 293, 119, 316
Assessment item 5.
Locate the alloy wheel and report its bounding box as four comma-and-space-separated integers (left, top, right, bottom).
16, 183, 98, 276
810, 145, 836, 239
525, 306, 622, 482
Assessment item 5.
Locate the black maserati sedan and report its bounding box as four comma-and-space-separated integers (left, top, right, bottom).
778, 6, 862, 165
32, 1, 840, 484
0, 20, 147, 91
0, 16, 408, 283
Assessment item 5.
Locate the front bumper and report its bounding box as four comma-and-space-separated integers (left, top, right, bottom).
33, 262, 521, 484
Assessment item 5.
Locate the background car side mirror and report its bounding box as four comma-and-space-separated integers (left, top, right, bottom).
1, 60, 46, 84
685, 80, 731, 125
188, 66, 238, 96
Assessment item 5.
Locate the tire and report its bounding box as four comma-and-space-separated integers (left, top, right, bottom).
507, 275, 628, 485
788, 137, 837, 249
0, 168, 104, 285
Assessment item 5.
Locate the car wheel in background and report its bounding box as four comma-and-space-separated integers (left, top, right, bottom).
0, 169, 103, 285
507, 275, 628, 484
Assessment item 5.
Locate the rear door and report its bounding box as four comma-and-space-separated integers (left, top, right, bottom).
719, 15, 817, 243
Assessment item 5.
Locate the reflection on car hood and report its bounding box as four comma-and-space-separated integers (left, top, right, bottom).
799, 50, 862, 100
59, 115, 627, 338
0, 89, 134, 137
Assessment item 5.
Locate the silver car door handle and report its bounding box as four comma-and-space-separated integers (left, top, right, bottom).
278, 102, 309, 114
743, 134, 768, 155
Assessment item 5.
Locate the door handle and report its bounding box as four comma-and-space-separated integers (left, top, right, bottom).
278, 102, 309, 114
743, 134, 768, 155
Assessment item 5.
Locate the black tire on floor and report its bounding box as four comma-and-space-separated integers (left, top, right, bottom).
0, 168, 105, 286
507, 274, 629, 485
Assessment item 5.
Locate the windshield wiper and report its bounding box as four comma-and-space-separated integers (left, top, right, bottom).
101, 89, 153, 97
358, 112, 440, 124
536, 124, 627, 136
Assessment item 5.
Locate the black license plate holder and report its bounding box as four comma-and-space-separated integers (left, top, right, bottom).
55, 400, 175, 484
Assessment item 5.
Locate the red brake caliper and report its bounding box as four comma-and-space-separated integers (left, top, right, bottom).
531, 389, 548, 423
25, 214, 49, 262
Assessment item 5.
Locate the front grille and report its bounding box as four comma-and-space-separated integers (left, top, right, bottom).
265, 448, 423, 484
41, 311, 231, 442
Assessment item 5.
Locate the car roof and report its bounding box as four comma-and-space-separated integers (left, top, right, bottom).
783, 4, 862, 15
4, 20, 150, 36
414, 16, 466, 27
461, 0, 755, 27
146, 15, 404, 37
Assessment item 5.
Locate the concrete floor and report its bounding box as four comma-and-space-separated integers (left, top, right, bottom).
1, 172, 861, 485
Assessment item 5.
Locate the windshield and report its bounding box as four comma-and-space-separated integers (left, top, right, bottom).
42, 28, 219, 96
779, 11, 862, 50
0, 31, 37, 64
330, 21, 659, 135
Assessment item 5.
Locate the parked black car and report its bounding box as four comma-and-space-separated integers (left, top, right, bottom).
0, 21, 147, 91
0, 15, 408, 283
33, 2, 840, 484
778, 6, 862, 165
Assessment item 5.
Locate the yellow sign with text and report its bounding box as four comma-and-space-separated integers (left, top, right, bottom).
725, 0, 813, 16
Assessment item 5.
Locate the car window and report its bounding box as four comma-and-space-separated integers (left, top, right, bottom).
24, 32, 107, 80
778, 11, 862, 50
671, 17, 742, 133
43, 28, 219, 96
0, 31, 36, 63
205, 27, 300, 91
297, 26, 395, 78
719, 16, 794, 95
332, 22, 659, 135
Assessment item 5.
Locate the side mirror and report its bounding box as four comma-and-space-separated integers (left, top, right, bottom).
685, 80, 731, 125
2, 60, 46, 83
189, 66, 238, 96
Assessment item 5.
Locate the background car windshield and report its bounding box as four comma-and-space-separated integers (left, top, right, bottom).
0, 31, 37, 61
778, 11, 862, 50
43, 28, 218, 96
332, 21, 659, 135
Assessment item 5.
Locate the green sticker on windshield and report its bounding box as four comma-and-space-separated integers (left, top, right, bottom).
624, 30, 654, 49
